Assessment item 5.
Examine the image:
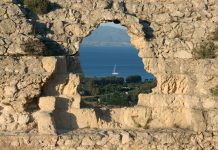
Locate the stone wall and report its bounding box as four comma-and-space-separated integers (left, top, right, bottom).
0, 0, 218, 148
0, 0, 35, 55
0, 129, 218, 149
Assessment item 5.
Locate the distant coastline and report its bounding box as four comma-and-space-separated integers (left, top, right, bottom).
81, 25, 131, 47
80, 43, 131, 47
79, 46, 155, 80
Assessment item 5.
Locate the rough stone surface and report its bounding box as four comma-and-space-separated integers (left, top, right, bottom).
0, 0, 218, 149
0, 56, 56, 133
38, 97, 56, 112
0, 129, 217, 149
33, 111, 56, 135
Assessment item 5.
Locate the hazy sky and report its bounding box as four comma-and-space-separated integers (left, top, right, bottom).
100, 22, 126, 30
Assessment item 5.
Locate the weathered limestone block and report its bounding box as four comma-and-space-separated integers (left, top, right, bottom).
42, 57, 69, 98
0, 57, 56, 112
142, 58, 182, 74
33, 111, 56, 135
142, 58, 218, 95
174, 50, 192, 59
53, 21, 65, 35
39, 97, 56, 112
4, 85, 17, 98
153, 13, 172, 24
194, 74, 218, 96
0, 56, 58, 133
69, 108, 98, 129
41, 57, 57, 73
42, 57, 81, 109
81, 136, 95, 146
122, 107, 152, 128
154, 74, 190, 94
185, 109, 206, 132
205, 110, 218, 131
65, 24, 85, 37
138, 94, 207, 131
201, 97, 218, 109
121, 131, 131, 144
34, 97, 57, 135
17, 114, 30, 125
0, 19, 16, 34
62, 74, 81, 108
0, 103, 31, 132
96, 107, 152, 129
138, 94, 202, 109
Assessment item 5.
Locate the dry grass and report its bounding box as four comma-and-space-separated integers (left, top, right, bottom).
24, 0, 50, 15
192, 41, 216, 59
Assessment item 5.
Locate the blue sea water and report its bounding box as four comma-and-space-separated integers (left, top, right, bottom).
79, 46, 155, 80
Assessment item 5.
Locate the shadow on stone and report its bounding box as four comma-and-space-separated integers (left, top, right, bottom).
14, 1, 67, 56
66, 55, 84, 75
14, 1, 62, 19
53, 97, 78, 134
48, 2, 62, 12
94, 108, 112, 123
32, 22, 50, 35
120, 0, 128, 12
31, 20, 67, 56
40, 38, 67, 56
139, 20, 155, 41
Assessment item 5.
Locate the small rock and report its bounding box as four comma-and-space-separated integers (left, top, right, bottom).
4, 86, 17, 98
81, 137, 95, 146
121, 132, 130, 144
10, 140, 20, 147
0, 19, 16, 34
18, 114, 30, 125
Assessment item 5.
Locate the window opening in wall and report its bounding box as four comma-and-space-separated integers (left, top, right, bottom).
78, 22, 156, 108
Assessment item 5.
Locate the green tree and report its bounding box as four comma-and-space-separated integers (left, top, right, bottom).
126, 75, 142, 83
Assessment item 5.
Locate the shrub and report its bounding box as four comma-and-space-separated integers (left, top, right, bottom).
21, 39, 47, 55
212, 27, 218, 41
210, 85, 218, 96
99, 92, 130, 106
24, 0, 50, 14
193, 41, 216, 59
92, 77, 124, 86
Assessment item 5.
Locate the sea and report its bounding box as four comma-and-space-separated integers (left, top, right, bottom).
79, 46, 155, 80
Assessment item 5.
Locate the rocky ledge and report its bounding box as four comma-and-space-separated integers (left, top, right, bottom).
0, 129, 218, 149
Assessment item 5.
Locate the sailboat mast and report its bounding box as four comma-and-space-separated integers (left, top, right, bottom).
112, 64, 119, 75
113, 64, 116, 73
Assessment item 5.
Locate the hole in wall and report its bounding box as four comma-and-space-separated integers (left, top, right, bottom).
78, 22, 156, 109
113, 19, 121, 24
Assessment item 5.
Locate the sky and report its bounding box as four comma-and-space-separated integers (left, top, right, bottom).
100, 22, 127, 30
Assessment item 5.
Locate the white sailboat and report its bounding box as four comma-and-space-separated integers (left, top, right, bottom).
112, 64, 119, 75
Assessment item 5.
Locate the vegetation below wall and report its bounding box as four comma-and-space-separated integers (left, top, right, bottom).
193, 41, 216, 59
78, 76, 157, 107
24, 0, 50, 15
211, 85, 218, 96
193, 27, 218, 59
20, 38, 64, 56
